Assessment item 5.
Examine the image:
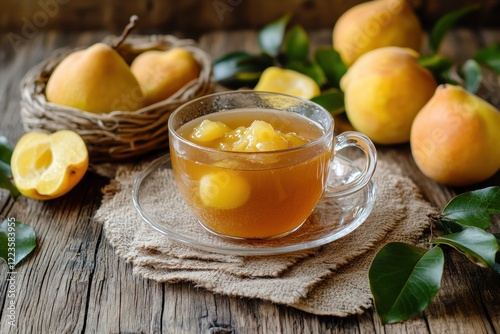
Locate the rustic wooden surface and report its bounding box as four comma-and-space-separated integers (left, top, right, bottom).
2, 0, 500, 34
0, 28, 500, 333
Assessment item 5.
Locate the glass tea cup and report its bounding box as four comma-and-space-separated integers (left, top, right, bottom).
168, 91, 377, 240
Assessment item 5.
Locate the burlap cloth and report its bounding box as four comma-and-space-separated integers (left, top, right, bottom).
94, 157, 435, 316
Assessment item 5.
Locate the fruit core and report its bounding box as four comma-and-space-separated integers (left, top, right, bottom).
20, 143, 53, 179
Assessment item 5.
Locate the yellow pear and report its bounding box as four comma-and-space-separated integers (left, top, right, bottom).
411, 84, 500, 186
46, 43, 144, 113
130, 47, 201, 106
341, 47, 437, 144
333, 0, 423, 66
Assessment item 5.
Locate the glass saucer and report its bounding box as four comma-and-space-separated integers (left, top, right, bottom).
132, 154, 376, 256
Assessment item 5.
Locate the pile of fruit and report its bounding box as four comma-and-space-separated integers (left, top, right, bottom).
332, 0, 500, 187
214, 0, 500, 187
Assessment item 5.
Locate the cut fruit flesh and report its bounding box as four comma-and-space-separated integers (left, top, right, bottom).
11, 130, 89, 200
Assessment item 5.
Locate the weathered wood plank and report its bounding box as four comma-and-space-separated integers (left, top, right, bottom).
84, 247, 164, 334
0, 175, 108, 333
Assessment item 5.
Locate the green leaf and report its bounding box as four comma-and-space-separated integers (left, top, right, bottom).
0, 161, 11, 177
0, 136, 13, 164
310, 88, 345, 116
431, 227, 500, 268
473, 44, 500, 74
283, 25, 309, 62
369, 243, 444, 324
438, 71, 462, 86
418, 54, 459, 85
314, 48, 347, 88
0, 219, 36, 268
433, 217, 467, 235
286, 60, 326, 86
214, 52, 274, 88
419, 54, 454, 75
0, 169, 20, 200
460, 59, 482, 93
258, 14, 291, 57
429, 4, 479, 53
234, 72, 262, 82
442, 186, 500, 230
214, 51, 256, 81
0, 136, 13, 176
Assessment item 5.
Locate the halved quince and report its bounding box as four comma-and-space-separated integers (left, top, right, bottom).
11, 130, 89, 200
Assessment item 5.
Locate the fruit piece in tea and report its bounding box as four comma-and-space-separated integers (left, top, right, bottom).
199, 168, 251, 210
186, 118, 308, 152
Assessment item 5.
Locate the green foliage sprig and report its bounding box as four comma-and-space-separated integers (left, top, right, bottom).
213, 11, 500, 324
213, 14, 346, 115
420, 4, 500, 94
0, 219, 37, 268
369, 187, 500, 324
428, 4, 480, 53
0, 135, 37, 268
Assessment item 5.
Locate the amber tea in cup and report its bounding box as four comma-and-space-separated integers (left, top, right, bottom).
168, 91, 376, 239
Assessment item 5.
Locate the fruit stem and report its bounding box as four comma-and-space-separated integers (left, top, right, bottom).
112, 15, 139, 49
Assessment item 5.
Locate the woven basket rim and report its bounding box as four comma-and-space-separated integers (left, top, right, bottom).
20, 34, 214, 162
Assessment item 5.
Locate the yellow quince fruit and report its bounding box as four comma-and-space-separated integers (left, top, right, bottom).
254, 67, 320, 99
333, 0, 423, 66
11, 130, 89, 200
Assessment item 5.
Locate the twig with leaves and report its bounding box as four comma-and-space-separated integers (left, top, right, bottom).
369, 187, 500, 324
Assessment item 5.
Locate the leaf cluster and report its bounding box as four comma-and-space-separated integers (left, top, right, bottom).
369, 187, 500, 324
213, 14, 346, 115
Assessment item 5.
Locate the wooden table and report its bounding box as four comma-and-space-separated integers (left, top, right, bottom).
0, 28, 499, 334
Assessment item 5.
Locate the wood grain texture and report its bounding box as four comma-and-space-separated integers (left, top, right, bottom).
2, 0, 500, 34
0, 28, 499, 334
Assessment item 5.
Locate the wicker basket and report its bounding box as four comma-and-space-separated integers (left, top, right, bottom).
20, 34, 214, 162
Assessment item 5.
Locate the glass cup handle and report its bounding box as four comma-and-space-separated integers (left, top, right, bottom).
323, 131, 377, 198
